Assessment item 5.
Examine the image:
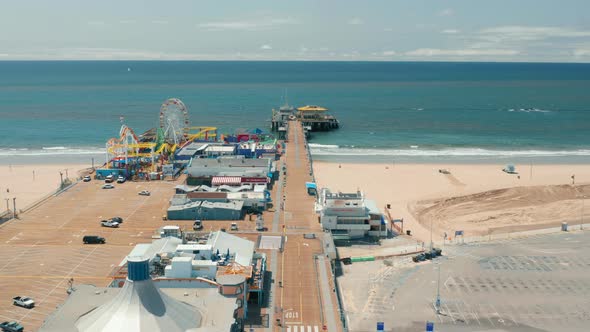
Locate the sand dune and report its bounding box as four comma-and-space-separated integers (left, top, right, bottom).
411, 184, 590, 236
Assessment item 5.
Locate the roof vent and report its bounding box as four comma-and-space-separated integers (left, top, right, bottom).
127, 256, 150, 281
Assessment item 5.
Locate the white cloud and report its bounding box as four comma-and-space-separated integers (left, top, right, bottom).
382, 50, 396, 56
574, 49, 590, 57
348, 18, 364, 25
151, 20, 168, 25
383, 27, 393, 32
442, 29, 460, 34
478, 26, 590, 43
0, 53, 8, 57
87, 21, 105, 26
260, 44, 272, 50
438, 8, 454, 17
119, 20, 136, 25
406, 48, 519, 57
198, 18, 298, 31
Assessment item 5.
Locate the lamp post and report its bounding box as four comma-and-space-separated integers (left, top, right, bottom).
435, 262, 441, 314
581, 195, 585, 231
12, 197, 16, 219
4, 198, 9, 213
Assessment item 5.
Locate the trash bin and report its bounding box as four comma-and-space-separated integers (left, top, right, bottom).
561, 222, 568, 232
406, 230, 411, 236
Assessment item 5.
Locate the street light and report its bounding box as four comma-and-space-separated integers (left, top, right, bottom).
581, 195, 585, 231
435, 262, 441, 315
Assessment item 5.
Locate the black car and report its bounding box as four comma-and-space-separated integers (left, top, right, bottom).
110, 217, 123, 223
0, 321, 24, 332
83, 235, 106, 244
412, 253, 426, 262
433, 248, 443, 256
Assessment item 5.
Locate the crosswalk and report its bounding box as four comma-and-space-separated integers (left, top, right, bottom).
286, 326, 320, 332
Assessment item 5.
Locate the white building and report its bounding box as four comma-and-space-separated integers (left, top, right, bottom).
318, 189, 388, 240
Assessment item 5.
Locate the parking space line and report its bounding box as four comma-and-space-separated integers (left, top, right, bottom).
453, 301, 469, 324
463, 300, 481, 326
443, 303, 456, 324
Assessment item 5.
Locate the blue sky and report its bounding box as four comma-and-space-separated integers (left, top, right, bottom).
1, 0, 590, 61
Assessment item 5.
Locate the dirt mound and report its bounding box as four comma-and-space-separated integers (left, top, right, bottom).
410, 184, 590, 236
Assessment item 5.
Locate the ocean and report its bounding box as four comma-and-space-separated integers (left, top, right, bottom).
1, 61, 590, 164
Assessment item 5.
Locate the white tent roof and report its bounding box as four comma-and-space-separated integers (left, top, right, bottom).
75, 279, 201, 332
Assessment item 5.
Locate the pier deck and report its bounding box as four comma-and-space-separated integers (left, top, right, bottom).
273, 120, 341, 332
0, 179, 181, 331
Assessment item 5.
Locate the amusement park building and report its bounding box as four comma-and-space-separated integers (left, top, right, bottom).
109, 231, 264, 318
167, 200, 244, 220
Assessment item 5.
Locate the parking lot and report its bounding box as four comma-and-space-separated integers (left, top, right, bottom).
0, 178, 179, 331
339, 231, 590, 332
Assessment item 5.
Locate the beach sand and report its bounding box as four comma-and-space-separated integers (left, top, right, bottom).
313, 162, 590, 242
0, 164, 90, 214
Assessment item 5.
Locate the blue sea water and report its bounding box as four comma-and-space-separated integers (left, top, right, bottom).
1, 61, 590, 163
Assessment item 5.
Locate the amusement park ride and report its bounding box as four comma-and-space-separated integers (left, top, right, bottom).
102, 98, 217, 179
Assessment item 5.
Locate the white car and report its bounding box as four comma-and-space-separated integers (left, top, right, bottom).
102, 184, 115, 189
138, 190, 151, 196
101, 220, 119, 228
230, 222, 238, 231
13, 296, 35, 309
116, 176, 126, 183
83, 175, 91, 182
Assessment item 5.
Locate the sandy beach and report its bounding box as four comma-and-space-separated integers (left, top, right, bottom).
313, 162, 590, 242
0, 163, 90, 214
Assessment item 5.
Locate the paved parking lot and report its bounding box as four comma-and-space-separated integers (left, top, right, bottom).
339, 231, 590, 332
0, 178, 179, 331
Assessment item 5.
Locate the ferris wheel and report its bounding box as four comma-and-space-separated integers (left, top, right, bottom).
159, 98, 190, 145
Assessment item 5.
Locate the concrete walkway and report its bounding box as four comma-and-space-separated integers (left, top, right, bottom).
317, 255, 338, 332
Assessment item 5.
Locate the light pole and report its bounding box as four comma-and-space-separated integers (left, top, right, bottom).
581, 196, 585, 231
12, 197, 16, 219
435, 262, 441, 314
4, 198, 9, 213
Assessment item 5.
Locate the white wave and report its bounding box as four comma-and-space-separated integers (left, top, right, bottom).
508, 108, 552, 113
307, 143, 340, 149
42, 146, 67, 150
0, 147, 105, 156
309, 146, 590, 157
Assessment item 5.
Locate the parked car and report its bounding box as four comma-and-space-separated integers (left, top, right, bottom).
230, 222, 238, 231
110, 217, 123, 223
12, 296, 34, 309
138, 190, 151, 196
193, 220, 203, 230
433, 248, 443, 256
116, 176, 126, 183
82, 175, 91, 182
104, 175, 114, 183
412, 253, 426, 262
102, 184, 114, 189
83, 235, 106, 244
101, 220, 119, 228
0, 321, 23, 332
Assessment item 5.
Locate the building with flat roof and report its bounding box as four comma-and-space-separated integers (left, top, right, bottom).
110, 231, 265, 317
318, 189, 388, 241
